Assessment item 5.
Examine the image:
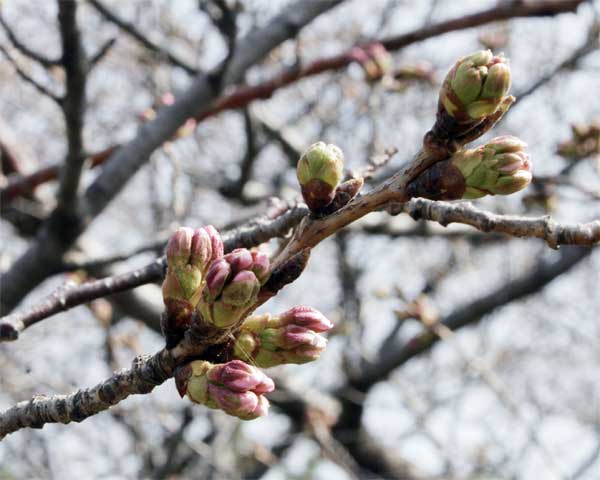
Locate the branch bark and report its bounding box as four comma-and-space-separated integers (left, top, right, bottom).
402, 198, 600, 249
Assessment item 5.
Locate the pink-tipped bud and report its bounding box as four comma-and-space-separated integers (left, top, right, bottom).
205, 225, 224, 260
166, 227, 194, 268
221, 271, 261, 307
205, 258, 231, 299
208, 359, 274, 394
223, 248, 253, 273
278, 306, 333, 333
178, 360, 274, 420
190, 225, 224, 275
250, 250, 270, 284
232, 307, 332, 368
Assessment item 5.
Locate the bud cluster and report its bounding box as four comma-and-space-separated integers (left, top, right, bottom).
232, 306, 333, 368
197, 248, 270, 328
161, 225, 223, 345
175, 360, 275, 420
439, 50, 512, 122
407, 135, 532, 200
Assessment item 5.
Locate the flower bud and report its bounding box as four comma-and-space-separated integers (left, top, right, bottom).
162, 228, 203, 334
197, 248, 263, 328
278, 305, 333, 332
175, 360, 274, 420
440, 50, 512, 122
221, 271, 261, 307
349, 43, 393, 82
407, 136, 532, 200
452, 135, 532, 198
232, 307, 333, 368
190, 225, 224, 276
297, 142, 344, 212
250, 250, 270, 284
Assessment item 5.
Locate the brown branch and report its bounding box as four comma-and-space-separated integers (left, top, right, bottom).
88, 0, 199, 75
401, 198, 600, 249
194, 0, 586, 122
0, 147, 116, 204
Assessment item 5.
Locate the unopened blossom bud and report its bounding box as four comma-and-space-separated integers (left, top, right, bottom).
204, 258, 231, 300
439, 50, 511, 121
175, 360, 274, 420
250, 250, 270, 284
190, 225, 224, 276
162, 228, 203, 323
278, 306, 333, 332
221, 271, 261, 307
557, 121, 600, 160
198, 248, 264, 328
407, 136, 532, 200
297, 142, 344, 212
232, 307, 333, 368
454, 136, 532, 198
161, 226, 224, 346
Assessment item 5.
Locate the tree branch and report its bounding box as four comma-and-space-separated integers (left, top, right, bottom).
0, 0, 342, 316
0, 350, 175, 439
355, 246, 592, 391
0, 45, 62, 105
0, 12, 60, 68
88, 0, 199, 75
401, 198, 600, 249
55, 0, 88, 213
0, 0, 587, 205
0, 203, 308, 341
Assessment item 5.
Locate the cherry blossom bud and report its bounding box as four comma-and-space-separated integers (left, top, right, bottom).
297, 142, 344, 212
232, 307, 333, 368
198, 248, 262, 328
407, 136, 532, 200
175, 360, 274, 420
439, 50, 512, 122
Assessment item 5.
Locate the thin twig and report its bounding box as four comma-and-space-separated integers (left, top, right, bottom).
0, 12, 60, 67
0, 45, 62, 105
89, 0, 199, 75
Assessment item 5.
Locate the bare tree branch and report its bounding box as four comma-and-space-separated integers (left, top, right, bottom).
88, 37, 117, 68
88, 0, 199, 75
55, 0, 88, 213
0, 0, 587, 205
0, 45, 62, 105
0, 350, 175, 439
356, 246, 592, 391
400, 198, 600, 248
0, 203, 308, 341
0, 12, 60, 68
0, 0, 343, 316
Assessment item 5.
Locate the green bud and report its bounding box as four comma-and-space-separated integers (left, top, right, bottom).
439, 50, 512, 121
297, 142, 344, 211
451, 135, 532, 198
